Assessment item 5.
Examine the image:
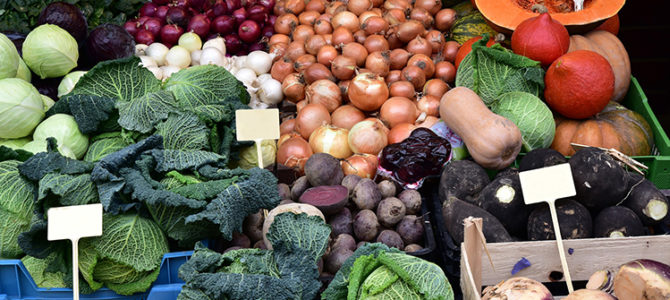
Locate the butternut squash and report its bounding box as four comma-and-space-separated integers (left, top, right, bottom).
568, 30, 631, 103
439, 87, 522, 170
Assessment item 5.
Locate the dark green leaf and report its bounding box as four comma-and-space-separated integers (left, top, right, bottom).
117, 90, 179, 134
164, 65, 250, 106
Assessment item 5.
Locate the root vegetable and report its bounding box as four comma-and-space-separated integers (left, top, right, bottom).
613, 259, 670, 300
569, 147, 631, 212
475, 172, 529, 237
342, 174, 362, 197
443, 197, 513, 245
299, 185, 349, 215
278, 183, 291, 200
594, 206, 645, 238
326, 247, 354, 273
376, 197, 406, 227
404, 244, 423, 252
438, 160, 490, 204
291, 176, 311, 200
243, 211, 265, 242
527, 199, 593, 240
224, 246, 242, 253
398, 189, 422, 215
332, 233, 356, 251
254, 240, 267, 249
231, 232, 251, 248
329, 207, 353, 237
353, 178, 382, 210
304, 153, 345, 187
353, 209, 379, 241
396, 215, 424, 245
564, 289, 616, 300
518, 148, 568, 171
623, 173, 670, 225
377, 180, 396, 199
482, 277, 552, 300
376, 230, 404, 249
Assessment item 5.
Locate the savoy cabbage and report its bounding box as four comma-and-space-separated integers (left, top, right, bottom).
0, 147, 35, 259
490, 92, 556, 151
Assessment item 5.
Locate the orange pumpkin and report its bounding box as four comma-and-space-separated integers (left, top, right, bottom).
568, 30, 631, 103
475, 0, 625, 34
551, 102, 655, 157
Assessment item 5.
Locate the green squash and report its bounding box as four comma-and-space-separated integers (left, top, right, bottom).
450, 11, 498, 44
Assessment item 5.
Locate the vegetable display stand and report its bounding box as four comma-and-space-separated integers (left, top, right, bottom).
0, 251, 193, 300
459, 218, 670, 299
622, 77, 670, 188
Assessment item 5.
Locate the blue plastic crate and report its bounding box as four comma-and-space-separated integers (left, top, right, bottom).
0, 250, 193, 300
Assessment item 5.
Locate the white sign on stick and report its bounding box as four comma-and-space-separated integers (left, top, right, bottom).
48, 203, 103, 300
519, 163, 576, 293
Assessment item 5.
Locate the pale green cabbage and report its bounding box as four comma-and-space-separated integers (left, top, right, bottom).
15, 58, 31, 82
21, 140, 77, 159
0, 33, 19, 79
41, 95, 55, 112
57, 71, 87, 97
32, 114, 89, 159
0, 160, 35, 258
22, 24, 79, 79
490, 91, 555, 152
0, 137, 31, 149
0, 78, 45, 138
237, 140, 277, 169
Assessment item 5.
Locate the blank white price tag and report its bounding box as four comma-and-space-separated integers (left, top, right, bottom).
236, 109, 280, 168
519, 163, 576, 293
48, 203, 103, 300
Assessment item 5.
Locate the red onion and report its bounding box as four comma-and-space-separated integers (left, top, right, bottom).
211, 15, 235, 35
268, 14, 278, 26
143, 18, 162, 36
226, 0, 242, 11
187, 14, 210, 38
261, 25, 274, 38
224, 33, 243, 54
239, 20, 261, 43
140, 2, 158, 17
166, 7, 188, 28
232, 7, 247, 26
155, 6, 169, 20
212, 0, 228, 16
135, 29, 155, 45
248, 41, 266, 52
124, 21, 139, 37
248, 4, 269, 24
160, 24, 184, 45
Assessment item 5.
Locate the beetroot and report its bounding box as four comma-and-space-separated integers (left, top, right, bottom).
342, 174, 362, 197
230, 232, 251, 248
305, 153, 344, 187
398, 189, 422, 215
396, 215, 424, 245
329, 207, 353, 237
326, 247, 354, 274
376, 197, 406, 227
404, 244, 423, 252
353, 179, 382, 210
299, 185, 348, 215
353, 209, 379, 241
376, 230, 404, 249
278, 183, 291, 200
332, 233, 356, 251
243, 211, 264, 242
291, 176, 311, 200
378, 180, 396, 198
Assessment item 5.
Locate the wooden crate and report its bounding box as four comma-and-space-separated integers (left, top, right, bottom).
460, 218, 670, 299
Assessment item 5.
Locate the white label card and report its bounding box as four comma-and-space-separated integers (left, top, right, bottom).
519, 163, 576, 205
235, 108, 280, 142
47, 203, 103, 241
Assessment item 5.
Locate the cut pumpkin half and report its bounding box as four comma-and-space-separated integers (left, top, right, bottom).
475, 0, 625, 34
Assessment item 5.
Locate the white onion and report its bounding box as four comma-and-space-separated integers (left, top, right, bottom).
246, 51, 274, 75
147, 66, 163, 80
202, 37, 226, 56
258, 79, 283, 104
138, 56, 157, 68
235, 68, 257, 86
146, 43, 169, 66
178, 32, 202, 52
257, 73, 273, 84
166, 46, 191, 68
160, 65, 181, 80
135, 44, 148, 56
199, 47, 224, 66
234, 56, 248, 70
191, 50, 202, 66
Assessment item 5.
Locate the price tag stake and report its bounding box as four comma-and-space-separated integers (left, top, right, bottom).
48, 204, 103, 300
235, 109, 281, 168
518, 164, 576, 293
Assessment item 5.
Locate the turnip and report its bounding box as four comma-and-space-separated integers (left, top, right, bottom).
376, 197, 406, 227
613, 259, 670, 300
353, 209, 379, 241
329, 207, 353, 237
278, 183, 291, 200
564, 289, 615, 300
378, 180, 396, 199
353, 179, 382, 210
291, 176, 311, 200
331, 233, 356, 251
326, 247, 354, 274
356, 241, 368, 249
342, 174, 362, 197
305, 153, 344, 187
594, 206, 645, 238
398, 189, 422, 215
481, 277, 552, 300
396, 215, 424, 245
376, 230, 404, 250
439, 160, 490, 204
527, 199, 592, 240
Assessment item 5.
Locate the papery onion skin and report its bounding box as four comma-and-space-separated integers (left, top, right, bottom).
416, 115, 439, 128
277, 135, 313, 174
341, 42, 368, 67
280, 119, 297, 135
303, 63, 335, 84
348, 72, 389, 111
365, 50, 391, 77
348, 118, 389, 155
416, 94, 440, 117
295, 102, 332, 139
389, 81, 416, 100
422, 79, 449, 99
407, 54, 435, 78
441, 40, 460, 63
379, 96, 418, 128
341, 153, 379, 178
296, 99, 308, 112
385, 70, 403, 84
309, 124, 353, 159
331, 104, 365, 130
331, 55, 357, 80
434, 60, 456, 83
305, 79, 342, 112
401, 65, 426, 90
332, 11, 359, 32
282, 73, 306, 102
388, 122, 417, 144
278, 132, 301, 148
271, 57, 294, 82
389, 48, 411, 70
317, 45, 338, 67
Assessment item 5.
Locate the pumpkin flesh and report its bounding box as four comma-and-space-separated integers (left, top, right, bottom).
476, 0, 625, 34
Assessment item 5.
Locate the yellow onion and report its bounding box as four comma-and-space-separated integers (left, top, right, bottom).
348, 118, 388, 155
342, 153, 378, 178
309, 125, 352, 159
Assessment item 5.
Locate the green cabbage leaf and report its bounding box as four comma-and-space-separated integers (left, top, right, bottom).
490, 92, 556, 151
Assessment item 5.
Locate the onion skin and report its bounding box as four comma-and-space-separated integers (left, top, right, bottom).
331, 104, 365, 130
434, 8, 457, 31
564, 289, 616, 300
389, 48, 411, 70
342, 153, 378, 178
441, 41, 460, 63
317, 45, 338, 67
282, 73, 306, 102
388, 123, 417, 144
402, 65, 426, 90
293, 24, 315, 42
380, 96, 417, 128
407, 54, 435, 78
280, 118, 297, 135
296, 99, 307, 112
434, 61, 456, 83
397, 20, 424, 43
365, 51, 391, 77
332, 11, 359, 32
416, 94, 440, 117
309, 125, 352, 159
332, 27, 354, 45
613, 259, 670, 300
348, 72, 389, 111
331, 55, 357, 80
385, 70, 403, 84
389, 81, 416, 100
303, 63, 335, 84
276, 136, 313, 174
342, 42, 368, 66
278, 132, 301, 148
348, 118, 388, 155
271, 57, 294, 82
416, 115, 439, 128
305, 79, 342, 112
363, 34, 389, 53
296, 103, 331, 139
423, 79, 449, 99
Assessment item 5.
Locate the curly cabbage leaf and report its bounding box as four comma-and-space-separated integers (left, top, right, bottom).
84, 134, 131, 162
47, 94, 119, 134
117, 90, 179, 134
164, 64, 250, 107
490, 92, 555, 151
456, 36, 545, 106
0, 159, 36, 258
178, 212, 330, 300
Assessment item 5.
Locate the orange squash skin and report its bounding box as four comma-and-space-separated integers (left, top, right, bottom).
551, 102, 655, 157
439, 87, 522, 170
511, 13, 570, 67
